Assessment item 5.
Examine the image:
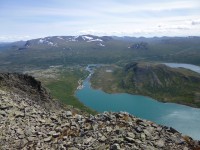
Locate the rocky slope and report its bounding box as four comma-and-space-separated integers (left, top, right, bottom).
0, 73, 61, 110
0, 73, 200, 149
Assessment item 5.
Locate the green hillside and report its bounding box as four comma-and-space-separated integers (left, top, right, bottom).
91, 62, 200, 107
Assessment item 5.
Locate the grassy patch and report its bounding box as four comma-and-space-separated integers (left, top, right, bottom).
28, 66, 96, 114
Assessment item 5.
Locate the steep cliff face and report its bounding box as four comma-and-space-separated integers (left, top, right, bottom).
0, 73, 200, 149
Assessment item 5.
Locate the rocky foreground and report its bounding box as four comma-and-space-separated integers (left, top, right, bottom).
0, 73, 200, 150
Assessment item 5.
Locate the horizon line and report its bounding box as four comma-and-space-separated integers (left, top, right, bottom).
1, 34, 200, 43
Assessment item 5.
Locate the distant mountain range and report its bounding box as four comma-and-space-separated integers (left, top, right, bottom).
0, 35, 200, 72
15, 35, 200, 49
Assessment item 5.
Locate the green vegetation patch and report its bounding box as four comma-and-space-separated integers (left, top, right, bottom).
27, 66, 96, 114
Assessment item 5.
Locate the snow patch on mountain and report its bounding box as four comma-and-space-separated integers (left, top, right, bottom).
98, 43, 105, 47
39, 39, 44, 44
57, 37, 64, 40
37, 38, 57, 47
48, 42, 53, 46
87, 39, 103, 42
67, 36, 78, 42
82, 36, 93, 40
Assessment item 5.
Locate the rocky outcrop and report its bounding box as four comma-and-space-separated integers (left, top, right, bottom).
0, 73, 200, 149
0, 73, 61, 110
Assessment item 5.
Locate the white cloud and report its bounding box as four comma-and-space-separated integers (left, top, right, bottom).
99, 0, 199, 13
191, 20, 200, 25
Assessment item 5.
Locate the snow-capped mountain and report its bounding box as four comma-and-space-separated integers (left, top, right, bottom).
23, 35, 110, 49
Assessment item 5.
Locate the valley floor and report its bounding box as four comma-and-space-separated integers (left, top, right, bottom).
25, 65, 96, 114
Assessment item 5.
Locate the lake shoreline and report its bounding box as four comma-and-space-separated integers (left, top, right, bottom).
90, 84, 200, 109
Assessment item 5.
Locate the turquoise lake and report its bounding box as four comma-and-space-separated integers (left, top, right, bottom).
76, 64, 200, 140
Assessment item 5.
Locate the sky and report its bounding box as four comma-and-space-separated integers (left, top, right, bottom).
0, 0, 200, 42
